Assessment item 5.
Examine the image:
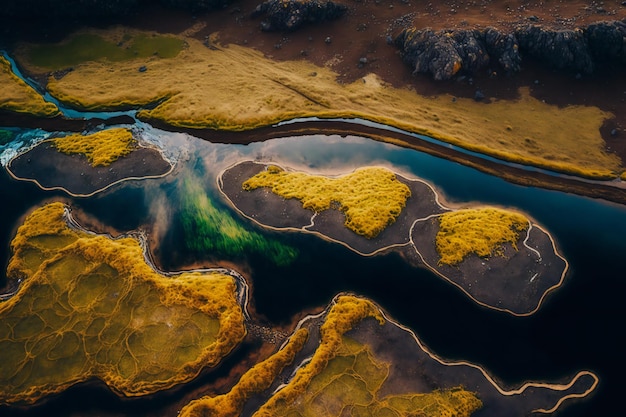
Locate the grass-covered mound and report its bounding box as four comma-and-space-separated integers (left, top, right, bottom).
242, 166, 411, 239
180, 175, 298, 266
254, 295, 481, 417
52, 128, 137, 167
436, 208, 529, 266
0, 56, 59, 117
15, 27, 623, 179
0, 202, 245, 405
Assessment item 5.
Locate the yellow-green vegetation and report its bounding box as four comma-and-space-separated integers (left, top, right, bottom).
242, 166, 411, 239
1, 202, 245, 405
52, 128, 137, 167
179, 328, 309, 417
436, 207, 529, 266
17, 27, 623, 179
19, 31, 185, 71
0, 56, 59, 117
254, 296, 481, 417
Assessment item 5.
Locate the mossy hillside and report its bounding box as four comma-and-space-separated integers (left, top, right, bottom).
179, 328, 309, 417
1, 202, 245, 405
52, 128, 137, 167
0, 56, 59, 117
179, 175, 298, 266
436, 207, 529, 266
29, 28, 623, 179
242, 166, 412, 239
254, 296, 481, 417
20, 31, 185, 72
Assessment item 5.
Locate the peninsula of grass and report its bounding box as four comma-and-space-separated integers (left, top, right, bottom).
0, 56, 59, 117
52, 128, 137, 167
436, 208, 529, 266
1, 202, 245, 405
254, 295, 482, 417
14, 27, 623, 179
179, 328, 309, 417
242, 165, 411, 239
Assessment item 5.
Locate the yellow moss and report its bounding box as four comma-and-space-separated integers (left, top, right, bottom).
179, 328, 309, 417
242, 166, 411, 239
436, 207, 529, 266
0, 56, 59, 117
0, 202, 245, 405
52, 128, 136, 167
253, 296, 481, 417
16, 27, 622, 179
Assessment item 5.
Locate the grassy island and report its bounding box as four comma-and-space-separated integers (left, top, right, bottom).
1, 202, 245, 405
242, 166, 411, 239
13, 27, 623, 179
436, 208, 529, 266
254, 296, 481, 417
52, 128, 137, 167
0, 56, 59, 117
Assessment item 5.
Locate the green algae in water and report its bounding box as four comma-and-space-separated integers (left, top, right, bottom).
26, 33, 185, 70
0, 130, 13, 146
179, 176, 298, 267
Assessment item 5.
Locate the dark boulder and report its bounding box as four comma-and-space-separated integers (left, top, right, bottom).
483, 27, 522, 73
395, 28, 489, 80
251, 0, 347, 32
394, 28, 489, 80
515, 25, 594, 73
586, 19, 626, 63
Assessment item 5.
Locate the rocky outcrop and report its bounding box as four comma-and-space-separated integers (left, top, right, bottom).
394, 29, 489, 81
395, 19, 626, 80
251, 0, 347, 31
516, 26, 593, 73
586, 20, 626, 62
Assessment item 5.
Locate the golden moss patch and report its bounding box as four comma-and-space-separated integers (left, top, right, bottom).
52, 128, 137, 167
254, 296, 481, 417
179, 328, 309, 417
1, 202, 245, 405
242, 166, 411, 239
19, 27, 622, 179
0, 56, 59, 117
436, 208, 529, 266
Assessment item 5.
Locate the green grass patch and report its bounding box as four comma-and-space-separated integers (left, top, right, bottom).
26, 32, 184, 70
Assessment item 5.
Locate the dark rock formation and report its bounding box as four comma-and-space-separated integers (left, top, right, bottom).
252, 0, 347, 32
395, 19, 626, 80
515, 25, 594, 73
586, 20, 626, 63
394, 28, 489, 80
483, 27, 522, 73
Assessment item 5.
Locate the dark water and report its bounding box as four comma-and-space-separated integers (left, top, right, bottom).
1, 132, 624, 416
